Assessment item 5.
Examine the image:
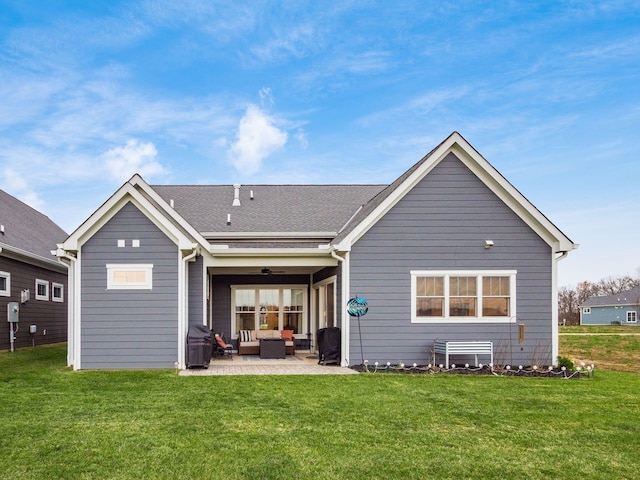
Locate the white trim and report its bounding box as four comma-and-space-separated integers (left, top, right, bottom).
62, 180, 204, 253
627, 311, 637, 323
341, 251, 350, 366
410, 270, 517, 324
35, 279, 49, 301
0, 271, 9, 297
337, 132, 577, 254
106, 264, 153, 290
52, 282, 64, 303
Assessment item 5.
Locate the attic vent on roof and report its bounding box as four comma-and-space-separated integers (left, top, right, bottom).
233, 183, 241, 206
170, 199, 174, 208
0, 225, 4, 235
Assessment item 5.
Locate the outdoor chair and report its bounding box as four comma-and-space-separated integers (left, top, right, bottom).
213, 333, 233, 359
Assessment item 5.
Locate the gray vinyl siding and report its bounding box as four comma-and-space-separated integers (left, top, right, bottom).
80, 202, 179, 369
581, 306, 640, 325
0, 256, 67, 351
348, 153, 553, 367
188, 255, 204, 326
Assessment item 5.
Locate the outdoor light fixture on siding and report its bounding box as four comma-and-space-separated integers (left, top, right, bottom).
485, 240, 494, 249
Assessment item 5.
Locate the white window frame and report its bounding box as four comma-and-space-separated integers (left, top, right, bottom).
627, 311, 637, 323
52, 282, 64, 303
411, 270, 517, 323
107, 264, 153, 290
0, 271, 10, 297
583, 307, 591, 314
231, 285, 307, 338
35, 279, 49, 301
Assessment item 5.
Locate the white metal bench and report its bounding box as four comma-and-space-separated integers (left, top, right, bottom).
433, 340, 493, 369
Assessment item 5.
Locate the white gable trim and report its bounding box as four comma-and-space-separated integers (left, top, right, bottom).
337, 132, 577, 254
61, 179, 200, 253
128, 175, 210, 250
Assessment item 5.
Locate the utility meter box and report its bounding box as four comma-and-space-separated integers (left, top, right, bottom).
7, 302, 19, 323
29, 324, 37, 334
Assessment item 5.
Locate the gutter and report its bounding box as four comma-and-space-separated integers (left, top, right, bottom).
178, 245, 199, 369
53, 247, 77, 368
331, 248, 350, 367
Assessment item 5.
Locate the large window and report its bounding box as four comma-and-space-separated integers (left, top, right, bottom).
411, 271, 516, 323
232, 286, 307, 337
107, 264, 153, 290
0, 271, 9, 297
627, 311, 637, 323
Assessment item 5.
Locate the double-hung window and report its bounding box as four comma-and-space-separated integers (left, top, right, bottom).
411, 270, 516, 323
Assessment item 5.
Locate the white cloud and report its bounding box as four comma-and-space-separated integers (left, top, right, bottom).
227, 105, 288, 175
101, 139, 166, 183
0, 168, 45, 212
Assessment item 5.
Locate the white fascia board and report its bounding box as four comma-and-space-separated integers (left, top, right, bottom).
448, 141, 577, 253
208, 247, 337, 268
209, 247, 334, 257
337, 132, 577, 254
0, 243, 67, 272
128, 175, 210, 251
61, 182, 194, 252
336, 134, 458, 250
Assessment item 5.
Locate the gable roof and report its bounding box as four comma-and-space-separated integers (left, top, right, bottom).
61, 179, 205, 253
60, 131, 577, 257
333, 131, 577, 253
581, 286, 640, 308
0, 189, 68, 269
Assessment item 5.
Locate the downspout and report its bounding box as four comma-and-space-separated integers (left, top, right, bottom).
56, 249, 78, 369
552, 250, 570, 366
331, 248, 350, 367
178, 246, 198, 369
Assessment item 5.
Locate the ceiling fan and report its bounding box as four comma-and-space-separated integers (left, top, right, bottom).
260, 267, 286, 275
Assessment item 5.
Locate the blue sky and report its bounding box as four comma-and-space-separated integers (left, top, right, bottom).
0, 1, 638, 287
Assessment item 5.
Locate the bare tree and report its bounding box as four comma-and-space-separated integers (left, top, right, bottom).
558, 269, 640, 325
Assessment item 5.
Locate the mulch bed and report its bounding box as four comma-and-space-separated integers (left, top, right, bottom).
349, 362, 594, 378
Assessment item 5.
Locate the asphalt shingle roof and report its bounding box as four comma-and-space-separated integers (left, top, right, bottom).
0, 189, 68, 260
581, 286, 640, 307
151, 184, 386, 236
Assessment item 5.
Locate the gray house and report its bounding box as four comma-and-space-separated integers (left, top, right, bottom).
580, 287, 640, 326
1, 189, 68, 351
56, 132, 577, 370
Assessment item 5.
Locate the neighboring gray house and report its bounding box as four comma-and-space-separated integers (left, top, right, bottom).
56, 132, 577, 370
1, 189, 68, 351
580, 287, 640, 326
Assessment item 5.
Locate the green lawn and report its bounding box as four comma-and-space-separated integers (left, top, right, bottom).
560, 325, 640, 373
1, 344, 639, 479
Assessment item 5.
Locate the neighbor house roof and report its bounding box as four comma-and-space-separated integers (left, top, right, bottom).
581, 287, 640, 308
0, 189, 68, 269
